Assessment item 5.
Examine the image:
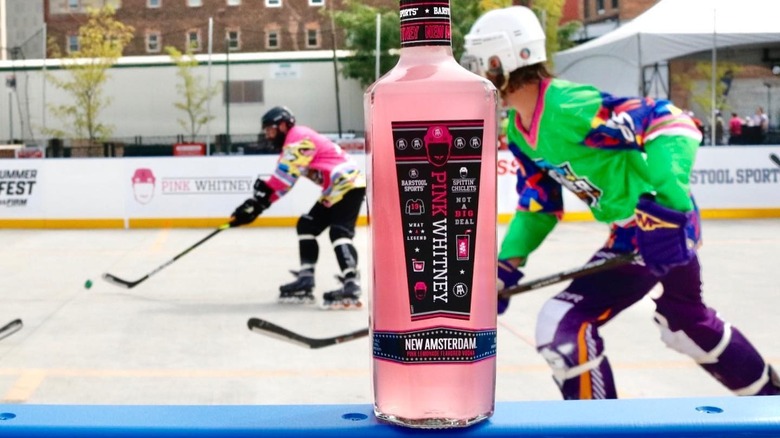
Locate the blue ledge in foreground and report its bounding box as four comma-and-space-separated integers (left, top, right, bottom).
0, 397, 779, 437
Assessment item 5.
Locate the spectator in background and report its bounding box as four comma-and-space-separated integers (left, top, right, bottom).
753, 106, 769, 143
728, 112, 742, 145
686, 110, 705, 145
714, 111, 724, 145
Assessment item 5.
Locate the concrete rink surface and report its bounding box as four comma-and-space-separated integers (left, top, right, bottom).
0, 219, 778, 406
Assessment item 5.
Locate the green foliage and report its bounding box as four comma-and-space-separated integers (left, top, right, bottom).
331, 1, 399, 88
166, 45, 219, 142
450, 0, 482, 63
331, 0, 487, 88
44, 6, 134, 143
531, 0, 566, 68
557, 20, 583, 51
479, 0, 512, 9
331, 1, 572, 87
673, 62, 743, 115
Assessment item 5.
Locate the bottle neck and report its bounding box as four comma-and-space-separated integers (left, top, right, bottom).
399, 0, 452, 49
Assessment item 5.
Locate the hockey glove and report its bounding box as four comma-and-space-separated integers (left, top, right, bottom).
230, 198, 265, 227
635, 194, 698, 276
230, 179, 274, 227
497, 260, 524, 315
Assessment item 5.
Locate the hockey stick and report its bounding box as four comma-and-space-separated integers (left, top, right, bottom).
247, 317, 369, 349
770, 153, 780, 168
0, 319, 23, 341
102, 223, 231, 289
248, 254, 638, 349
499, 252, 640, 299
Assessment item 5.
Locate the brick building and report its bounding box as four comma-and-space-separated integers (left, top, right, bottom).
43, 1, 664, 57
567, 0, 658, 42
44, 0, 395, 57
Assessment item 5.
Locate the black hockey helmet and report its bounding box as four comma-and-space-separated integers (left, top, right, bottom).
261, 106, 296, 129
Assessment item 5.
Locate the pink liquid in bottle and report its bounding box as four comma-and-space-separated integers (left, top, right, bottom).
364, 0, 498, 429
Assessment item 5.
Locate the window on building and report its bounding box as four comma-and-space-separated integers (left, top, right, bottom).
266, 0, 281, 7
224, 80, 264, 104
226, 30, 240, 51
187, 0, 203, 7
146, 32, 161, 53
227, 0, 241, 5
187, 30, 201, 51
68, 0, 79, 10
266, 30, 280, 49
67, 35, 79, 53
306, 28, 319, 48
611, 0, 618, 9
148, 0, 161, 7
309, 0, 324, 6
596, 0, 605, 14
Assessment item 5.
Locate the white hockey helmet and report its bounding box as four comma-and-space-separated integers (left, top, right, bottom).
463, 7, 546, 81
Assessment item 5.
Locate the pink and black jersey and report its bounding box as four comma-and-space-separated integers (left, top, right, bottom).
266, 125, 366, 207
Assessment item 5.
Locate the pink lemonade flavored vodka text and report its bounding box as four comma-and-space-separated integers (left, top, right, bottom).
364, 0, 499, 429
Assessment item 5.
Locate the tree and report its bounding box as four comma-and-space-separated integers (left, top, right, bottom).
331, 1, 573, 88
166, 46, 218, 143
330, 1, 399, 88
44, 6, 134, 146
531, 0, 566, 68
479, 0, 512, 9
673, 61, 743, 117
557, 20, 582, 52
331, 0, 487, 88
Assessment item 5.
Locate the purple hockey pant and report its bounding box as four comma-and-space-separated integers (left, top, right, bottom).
533, 253, 776, 399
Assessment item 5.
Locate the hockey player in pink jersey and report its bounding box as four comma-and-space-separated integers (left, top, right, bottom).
230, 106, 366, 310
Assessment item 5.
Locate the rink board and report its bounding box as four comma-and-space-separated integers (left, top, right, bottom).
0, 146, 779, 228
0, 397, 779, 437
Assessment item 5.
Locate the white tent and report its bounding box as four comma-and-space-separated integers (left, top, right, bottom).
554, 0, 780, 98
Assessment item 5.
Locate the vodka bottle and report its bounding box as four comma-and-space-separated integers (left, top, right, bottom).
364, 0, 498, 429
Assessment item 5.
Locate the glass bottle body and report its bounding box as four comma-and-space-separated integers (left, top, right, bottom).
364, 45, 498, 428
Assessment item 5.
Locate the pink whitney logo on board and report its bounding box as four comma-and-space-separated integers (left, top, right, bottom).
131, 168, 156, 205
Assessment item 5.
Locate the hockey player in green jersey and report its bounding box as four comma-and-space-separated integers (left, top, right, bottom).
464, 6, 779, 399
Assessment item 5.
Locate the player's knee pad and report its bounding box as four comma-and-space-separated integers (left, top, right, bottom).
538, 343, 606, 388
535, 299, 614, 398
654, 312, 729, 364
296, 215, 320, 239
329, 224, 355, 243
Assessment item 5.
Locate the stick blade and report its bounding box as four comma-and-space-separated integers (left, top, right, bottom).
0, 318, 23, 341
101, 273, 137, 289
247, 317, 369, 349
247, 317, 319, 349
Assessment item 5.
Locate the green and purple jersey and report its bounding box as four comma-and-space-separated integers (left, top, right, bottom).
499, 78, 702, 261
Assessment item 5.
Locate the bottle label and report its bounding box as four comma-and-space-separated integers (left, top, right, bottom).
374, 326, 497, 364
399, 0, 451, 47
392, 120, 484, 321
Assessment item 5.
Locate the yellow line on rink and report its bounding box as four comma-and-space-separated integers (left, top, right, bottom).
1, 208, 780, 230
2, 369, 47, 403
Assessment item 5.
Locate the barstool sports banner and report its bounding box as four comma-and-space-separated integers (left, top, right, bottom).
0, 147, 778, 227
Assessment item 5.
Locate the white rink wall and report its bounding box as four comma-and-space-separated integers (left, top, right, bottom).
0, 146, 779, 229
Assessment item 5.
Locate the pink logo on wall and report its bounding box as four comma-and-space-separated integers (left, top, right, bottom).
132, 168, 156, 204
